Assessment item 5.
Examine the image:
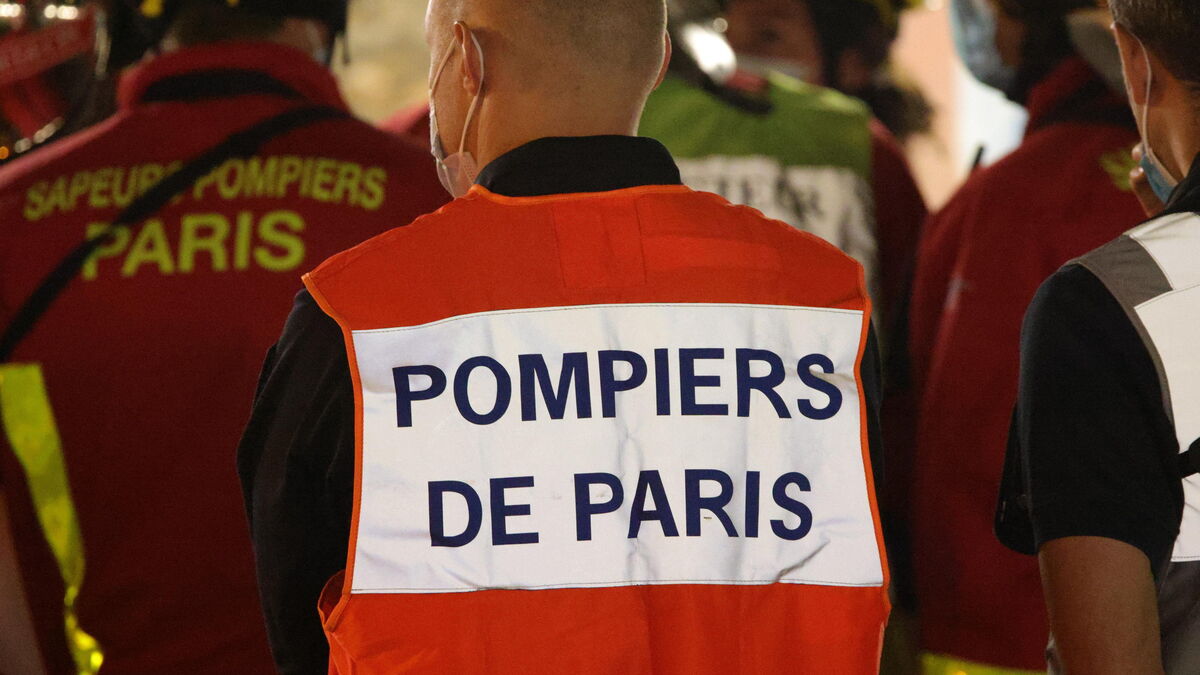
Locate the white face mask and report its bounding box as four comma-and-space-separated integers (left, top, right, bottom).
949, 0, 1017, 93
429, 26, 485, 198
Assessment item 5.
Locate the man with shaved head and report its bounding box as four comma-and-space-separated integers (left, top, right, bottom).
240, 0, 891, 672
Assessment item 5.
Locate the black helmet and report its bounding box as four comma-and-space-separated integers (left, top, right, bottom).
998, 0, 1107, 103
136, 0, 346, 33
119, 0, 348, 67
999, 0, 1099, 20
666, 0, 727, 26
803, 0, 917, 71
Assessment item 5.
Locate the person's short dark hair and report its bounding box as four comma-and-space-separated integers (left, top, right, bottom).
168, 0, 286, 46
667, 0, 726, 24
1002, 0, 1095, 19
985, 0, 1094, 103
803, 0, 933, 141
1110, 0, 1200, 84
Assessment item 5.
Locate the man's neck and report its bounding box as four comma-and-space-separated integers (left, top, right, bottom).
1167, 136, 1200, 186
472, 97, 644, 171
1160, 91, 1200, 182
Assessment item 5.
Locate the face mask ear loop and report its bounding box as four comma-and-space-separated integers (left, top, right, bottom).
430, 37, 456, 94
457, 28, 485, 156
1140, 42, 1153, 156
1138, 38, 1178, 184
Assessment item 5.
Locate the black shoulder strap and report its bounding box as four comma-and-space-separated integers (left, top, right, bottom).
1181, 438, 1200, 479
0, 104, 348, 363
139, 70, 305, 104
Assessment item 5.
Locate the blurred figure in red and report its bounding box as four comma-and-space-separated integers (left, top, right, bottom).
1, 7, 117, 670
0, 1, 446, 673
904, 1, 1145, 674
996, 1, 1200, 671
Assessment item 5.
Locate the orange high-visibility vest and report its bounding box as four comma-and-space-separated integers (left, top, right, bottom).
305, 183, 890, 674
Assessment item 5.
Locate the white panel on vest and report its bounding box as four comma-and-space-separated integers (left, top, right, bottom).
1137, 284, 1200, 563
347, 303, 883, 593
1131, 213, 1200, 292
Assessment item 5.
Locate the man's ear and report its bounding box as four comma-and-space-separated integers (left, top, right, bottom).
455, 22, 484, 96
653, 31, 672, 91
1113, 23, 1149, 106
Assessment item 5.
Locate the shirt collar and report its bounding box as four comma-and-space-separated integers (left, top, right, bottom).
475, 136, 683, 197
118, 42, 348, 111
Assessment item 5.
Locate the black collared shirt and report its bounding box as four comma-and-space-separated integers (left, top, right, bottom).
237, 136, 884, 674
997, 154, 1200, 572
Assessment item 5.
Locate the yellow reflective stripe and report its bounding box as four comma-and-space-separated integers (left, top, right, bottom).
922, 652, 1044, 675
0, 364, 103, 675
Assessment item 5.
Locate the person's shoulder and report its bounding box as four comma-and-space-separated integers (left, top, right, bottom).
307, 194, 476, 282
767, 77, 873, 171
1024, 115, 1140, 158
1034, 262, 1112, 308
1125, 209, 1200, 247
646, 72, 870, 125
1027, 262, 1127, 342
950, 129, 1141, 224
298, 112, 435, 168
0, 115, 124, 193
288, 112, 448, 218
314, 185, 863, 269
1077, 210, 1200, 307
1028, 209, 1200, 345
768, 74, 870, 123
1005, 120, 1141, 195
682, 187, 865, 272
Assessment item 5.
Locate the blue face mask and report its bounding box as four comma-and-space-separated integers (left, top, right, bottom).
1141, 153, 1179, 205
950, 0, 1018, 93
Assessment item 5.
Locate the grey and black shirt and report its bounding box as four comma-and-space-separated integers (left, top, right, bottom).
997, 155, 1200, 673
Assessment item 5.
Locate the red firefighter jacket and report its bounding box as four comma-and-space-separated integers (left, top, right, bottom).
906, 58, 1145, 669
0, 42, 447, 674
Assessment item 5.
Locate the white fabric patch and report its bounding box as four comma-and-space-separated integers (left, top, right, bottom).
347, 303, 883, 593
1133, 215, 1200, 562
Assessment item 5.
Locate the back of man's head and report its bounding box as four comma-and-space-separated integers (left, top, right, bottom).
429, 0, 668, 100
166, 0, 286, 46
132, 0, 345, 59
1110, 0, 1200, 85
1002, 0, 1096, 20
